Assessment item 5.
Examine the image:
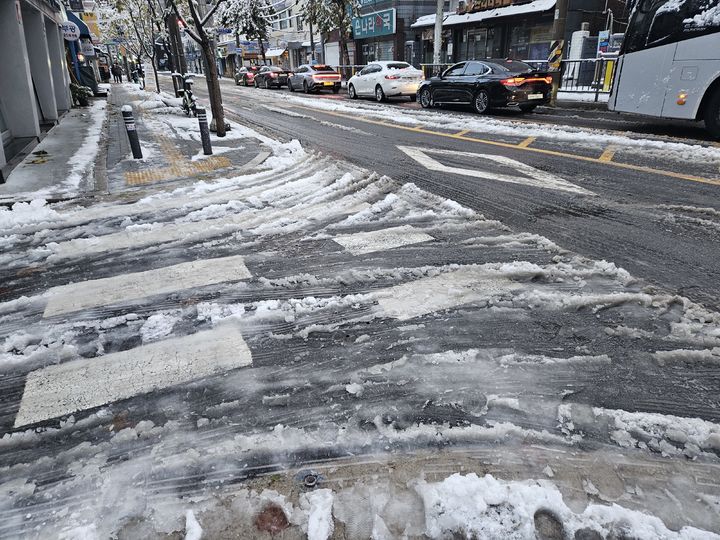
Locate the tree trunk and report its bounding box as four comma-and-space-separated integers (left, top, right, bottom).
339, 33, 350, 80
259, 38, 267, 65
200, 40, 226, 137
151, 56, 160, 93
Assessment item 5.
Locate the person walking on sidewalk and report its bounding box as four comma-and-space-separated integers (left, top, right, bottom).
111, 63, 122, 84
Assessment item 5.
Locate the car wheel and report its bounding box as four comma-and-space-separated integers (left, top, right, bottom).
288, 79, 295, 92
332, 86, 340, 94
244, 78, 249, 87
375, 85, 386, 102
348, 84, 357, 99
519, 103, 537, 113
473, 89, 490, 114
704, 88, 720, 139
419, 88, 432, 108
254, 79, 259, 88
303, 80, 310, 94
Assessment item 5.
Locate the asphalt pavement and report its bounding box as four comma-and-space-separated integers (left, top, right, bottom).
168, 75, 720, 312
1, 78, 719, 538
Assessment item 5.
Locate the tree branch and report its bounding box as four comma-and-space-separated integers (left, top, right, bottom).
167, 0, 202, 43
200, 0, 226, 26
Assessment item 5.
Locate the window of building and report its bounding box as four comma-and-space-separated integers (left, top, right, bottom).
297, 16, 303, 30
508, 23, 551, 60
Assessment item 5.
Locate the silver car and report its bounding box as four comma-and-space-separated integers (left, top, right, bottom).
288, 64, 342, 94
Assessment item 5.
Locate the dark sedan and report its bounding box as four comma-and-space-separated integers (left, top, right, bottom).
288, 64, 341, 94
235, 66, 260, 86
417, 59, 552, 114
254, 66, 292, 89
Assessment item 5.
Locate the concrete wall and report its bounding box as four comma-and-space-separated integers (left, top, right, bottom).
23, 5, 59, 122
0, 0, 41, 139
45, 17, 71, 113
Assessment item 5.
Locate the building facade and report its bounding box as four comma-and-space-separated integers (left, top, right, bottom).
410, 0, 627, 65
0, 0, 72, 180
350, 0, 437, 66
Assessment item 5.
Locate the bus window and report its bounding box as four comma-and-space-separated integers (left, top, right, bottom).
624, 0, 720, 53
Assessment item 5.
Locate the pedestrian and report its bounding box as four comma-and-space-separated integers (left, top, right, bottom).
111, 63, 122, 84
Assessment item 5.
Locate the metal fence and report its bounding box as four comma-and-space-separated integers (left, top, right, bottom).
419, 58, 617, 102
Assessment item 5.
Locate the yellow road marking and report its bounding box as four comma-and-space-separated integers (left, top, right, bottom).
599, 144, 618, 162
289, 103, 720, 187
517, 136, 536, 148
454, 129, 471, 137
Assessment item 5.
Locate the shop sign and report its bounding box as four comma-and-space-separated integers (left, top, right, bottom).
61, 21, 80, 41
80, 39, 95, 57
597, 30, 610, 56
80, 12, 100, 42
458, 0, 513, 14
227, 42, 237, 54
352, 8, 395, 39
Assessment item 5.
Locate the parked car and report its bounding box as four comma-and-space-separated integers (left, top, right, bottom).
417, 59, 552, 114
235, 66, 260, 86
347, 61, 424, 102
254, 65, 292, 89
288, 64, 341, 94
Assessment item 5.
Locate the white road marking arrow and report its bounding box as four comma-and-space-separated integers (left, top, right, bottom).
397, 146, 594, 195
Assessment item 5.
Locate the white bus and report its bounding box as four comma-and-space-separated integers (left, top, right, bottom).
608, 0, 720, 137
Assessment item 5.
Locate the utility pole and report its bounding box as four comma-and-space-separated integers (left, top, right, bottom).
432, 0, 444, 71
549, 0, 568, 104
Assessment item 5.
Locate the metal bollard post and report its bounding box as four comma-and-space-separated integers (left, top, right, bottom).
196, 108, 213, 155
121, 105, 143, 159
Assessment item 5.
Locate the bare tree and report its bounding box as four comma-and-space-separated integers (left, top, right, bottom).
303, 0, 358, 68
219, 0, 275, 66
98, 0, 165, 92
167, 0, 228, 136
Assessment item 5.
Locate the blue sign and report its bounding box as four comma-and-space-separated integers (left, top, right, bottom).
352, 8, 395, 39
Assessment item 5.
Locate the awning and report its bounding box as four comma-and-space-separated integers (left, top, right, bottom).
66, 10, 92, 40
265, 47, 287, 58
411, 0, 555, 28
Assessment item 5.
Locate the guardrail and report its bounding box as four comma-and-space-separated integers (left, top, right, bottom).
419, 58, 617, 102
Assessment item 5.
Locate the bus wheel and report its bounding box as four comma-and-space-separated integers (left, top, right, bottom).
705, 89, 720, 139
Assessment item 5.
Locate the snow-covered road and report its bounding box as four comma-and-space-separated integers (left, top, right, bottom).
1, 97, 719, 538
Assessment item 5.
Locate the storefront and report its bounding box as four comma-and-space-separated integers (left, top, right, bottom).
411, 0, 556, 64
351, 0, 437, 65
0, 0, 71, 180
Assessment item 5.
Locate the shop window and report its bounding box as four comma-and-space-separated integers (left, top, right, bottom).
508, 23, 551, 60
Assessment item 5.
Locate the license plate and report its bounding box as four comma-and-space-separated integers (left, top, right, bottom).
323, 82, 334, 86
528, 93, 544, 100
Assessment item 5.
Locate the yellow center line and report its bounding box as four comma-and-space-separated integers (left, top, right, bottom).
599, 144, 619, 162
517, 136, 536, 148
454, 129, 471, 137
289, 103, 720, 187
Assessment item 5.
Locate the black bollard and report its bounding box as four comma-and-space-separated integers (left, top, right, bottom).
196, 108, 213, 155
121, 105, 143, 159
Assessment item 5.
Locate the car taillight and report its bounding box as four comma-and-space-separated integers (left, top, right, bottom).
501, 77, 525, 87
385, 74, 400, 80
544, 76, 552, 84
269, 72, 277, 78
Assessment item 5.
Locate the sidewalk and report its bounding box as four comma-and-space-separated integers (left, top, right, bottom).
102, 84, 268, 194
0, 83, 271, 203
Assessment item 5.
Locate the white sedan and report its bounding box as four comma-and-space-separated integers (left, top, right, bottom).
347, 61, 424, 102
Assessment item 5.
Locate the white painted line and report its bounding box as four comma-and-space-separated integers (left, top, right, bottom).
43, 255, 252, 317
49, 219, 243, 260
14, 322, 252, 427
397, 145, 594, 195
334, 226, 434, 255
376, 266, 521, 321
